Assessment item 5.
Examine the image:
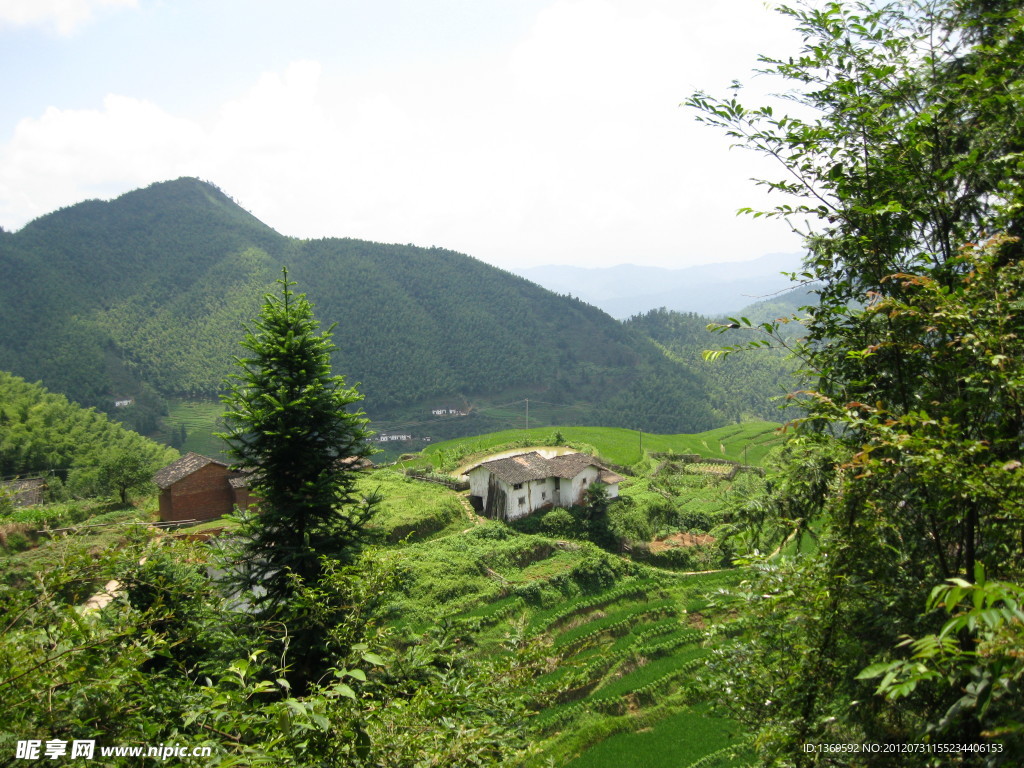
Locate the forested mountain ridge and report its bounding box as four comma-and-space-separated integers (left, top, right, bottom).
624, 306, 805, 423
0, 178, 735, 435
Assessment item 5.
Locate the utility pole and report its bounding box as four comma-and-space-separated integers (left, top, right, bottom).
525, 399, 529, 431
638, 428, 643, 458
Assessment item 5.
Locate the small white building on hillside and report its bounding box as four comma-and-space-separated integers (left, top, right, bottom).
465, 451, 622, 522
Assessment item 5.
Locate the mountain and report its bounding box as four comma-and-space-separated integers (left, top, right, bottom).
512, 252, 805, 318
0, 178, 730, 438
0, 371, 178, 484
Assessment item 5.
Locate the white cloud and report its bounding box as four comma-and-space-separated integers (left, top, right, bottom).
0, 94, 203, 224
0, 0, 137, 36
0, 0, 805, 267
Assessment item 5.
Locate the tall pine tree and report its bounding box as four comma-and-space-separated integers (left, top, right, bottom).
219, 270, 375, 688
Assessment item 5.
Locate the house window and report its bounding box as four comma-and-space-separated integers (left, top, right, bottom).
554, 478, 561, 489
518, 496, 526, 506
513, 483, 523, 490
542, 492, 547, 500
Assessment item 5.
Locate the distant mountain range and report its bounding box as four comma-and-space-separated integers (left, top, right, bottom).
512, 252, 805, 318
0, 178, 803, 442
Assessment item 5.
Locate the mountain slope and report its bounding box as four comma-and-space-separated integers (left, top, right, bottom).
513, 252, 804, 318
0, 178, 722, 435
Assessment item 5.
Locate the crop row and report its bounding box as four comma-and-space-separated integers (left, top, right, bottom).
557, 606, 676, 656
592, 645, 707, 703
533, 645, 708, 733
616, 653, 709, 707
529, 578, 666, 635
534, 621, 686, 699
632, 627, 703, 661
679, 736, 755, 768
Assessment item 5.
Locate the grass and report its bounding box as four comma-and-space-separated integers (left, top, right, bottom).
414, 421, 783, 470
358, 470, 467, 544
380, 523, 752, 768
161, 398, 228, 459
0, 504, 154, 589
561, 708, 746, 768
158, 397, 784, 471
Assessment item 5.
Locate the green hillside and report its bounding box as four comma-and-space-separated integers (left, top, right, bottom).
0, 178, 725, 437
0, 371, 178, 505
411, 422, 784, 470
623, 308, 807, 424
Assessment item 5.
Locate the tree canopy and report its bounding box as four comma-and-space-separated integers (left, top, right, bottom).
220, 270, 376, 587
690, 0, 1024, 761
219, 270, 376, 691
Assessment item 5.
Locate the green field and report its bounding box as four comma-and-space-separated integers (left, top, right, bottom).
359, 469, 468, 544
350, 466, 753, 767
155, 398, 784, 470
355, 426, 766, 766
412, 421, 783, 470
5, 418, 775, 767
160, 398, 228, 459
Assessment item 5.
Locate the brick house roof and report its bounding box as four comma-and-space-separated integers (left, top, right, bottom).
152, 452, 228, 489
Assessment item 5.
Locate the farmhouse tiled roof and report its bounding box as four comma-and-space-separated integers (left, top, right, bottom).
547, 453, 602, 479
474, 451, 611, 484
599, 469, 624, 485
152, 452, 227, 489
476, 452, 552, 484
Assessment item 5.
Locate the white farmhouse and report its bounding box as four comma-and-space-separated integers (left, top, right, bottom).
465, 451, 622, 522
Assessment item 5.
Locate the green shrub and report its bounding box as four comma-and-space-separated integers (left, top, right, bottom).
677, 509, 713, 532
513, 581, 544, 603
570, 552, 622, 592
607, 503, 654, 544
1, 528, 31, 552
541, 508, 576, 538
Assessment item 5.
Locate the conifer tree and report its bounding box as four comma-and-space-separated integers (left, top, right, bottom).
220, 269, 375, 608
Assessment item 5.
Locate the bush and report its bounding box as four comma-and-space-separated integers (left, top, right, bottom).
678, 509, 713, 532
512, 581, 544, 603
470, 521, 512, 540
0, 526, 32, 552
540, 507, 576, 539
570, 552, 622, 592
607, 503, 654, 544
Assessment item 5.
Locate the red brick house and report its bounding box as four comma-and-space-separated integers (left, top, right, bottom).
153, 452, 256, 523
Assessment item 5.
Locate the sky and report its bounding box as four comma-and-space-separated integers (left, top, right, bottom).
0, 0, 807, 270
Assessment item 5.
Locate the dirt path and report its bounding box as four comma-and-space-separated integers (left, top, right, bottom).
455, 492, 484, 531
81, 579, 122, 612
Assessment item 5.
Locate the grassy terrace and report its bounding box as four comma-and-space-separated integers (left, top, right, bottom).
409, 421, 783, 470
366, 496, 750, 766
3, 420, 774, 767
361, 424, 773, 764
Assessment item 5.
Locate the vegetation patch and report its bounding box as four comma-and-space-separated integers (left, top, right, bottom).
562, 708, 746, 768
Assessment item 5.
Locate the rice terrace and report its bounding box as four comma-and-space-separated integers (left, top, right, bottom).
4, 0, 1023, 762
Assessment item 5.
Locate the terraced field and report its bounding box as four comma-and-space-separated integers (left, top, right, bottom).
412, 422, 782, 471
160, 398, 227, 458
374, 506, 753, 767
366, 424, 775, 766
